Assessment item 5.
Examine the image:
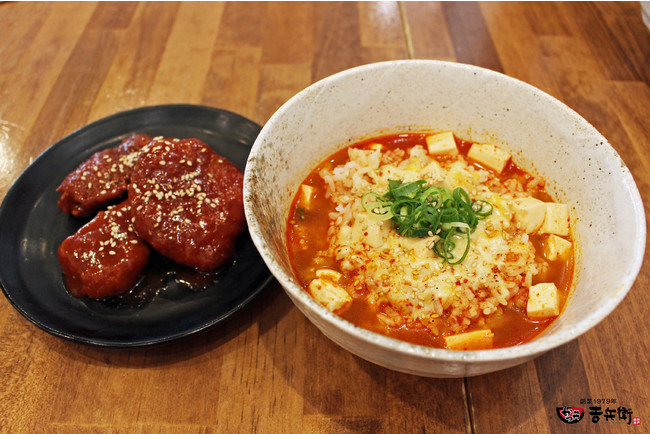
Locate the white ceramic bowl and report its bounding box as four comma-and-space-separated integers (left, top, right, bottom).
243, 60, 645, 377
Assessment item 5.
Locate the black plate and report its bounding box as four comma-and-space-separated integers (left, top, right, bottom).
0, 104, 272, 347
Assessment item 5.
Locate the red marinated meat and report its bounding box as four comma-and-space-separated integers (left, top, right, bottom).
58, 200, 150, 298
128, 137, 245, 271
56, 133, 152, 216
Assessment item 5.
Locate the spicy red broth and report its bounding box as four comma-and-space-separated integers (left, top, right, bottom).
287, 133, 574, 350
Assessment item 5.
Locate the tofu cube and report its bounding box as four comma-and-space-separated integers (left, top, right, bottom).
422, 161, 443, 179
543, 234, 572, 261
511, 197, 547, 234
299, 184, 315, 209
467, 143, 512, 173
426, 131, 458, 155
444, 329, 495, 351
539, 203, 570, 236
308, 278, 352, 312
527, 283, 560, 318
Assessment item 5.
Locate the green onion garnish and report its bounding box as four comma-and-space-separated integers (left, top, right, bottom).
361, 180, 493, 264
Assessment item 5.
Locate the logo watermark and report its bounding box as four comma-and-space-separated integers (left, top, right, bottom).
555, 399, 640, 426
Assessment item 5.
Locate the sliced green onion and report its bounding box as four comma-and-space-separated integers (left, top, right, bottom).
363, 180, 493, 264
361, 192, 393, 221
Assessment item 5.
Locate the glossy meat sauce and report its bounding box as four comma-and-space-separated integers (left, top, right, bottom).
129, 137, 245, 271
58, 200, 150, 298
56, 133, 152, 216
57, 135, 245, 298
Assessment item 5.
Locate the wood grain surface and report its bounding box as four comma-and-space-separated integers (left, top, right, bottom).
0, 2, 648, 433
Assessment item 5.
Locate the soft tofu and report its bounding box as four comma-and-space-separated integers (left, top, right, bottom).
527, 282, 560, 318
422, 160, 443, 179
426, 131, 458, 155
511, 197, 547, 234
543, 234, 572, 261
444, 329, 495, 350
315, 268, 342, 282
467, 143, 511, 174
299, 184, 315, 209
539, 203, 570, 236
399, 236, 436, 260
308, 278, 352, 312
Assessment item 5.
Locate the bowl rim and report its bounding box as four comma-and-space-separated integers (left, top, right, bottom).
244, 59, 646, 363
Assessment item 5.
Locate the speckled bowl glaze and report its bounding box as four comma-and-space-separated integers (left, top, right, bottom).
243, 60, 645, 377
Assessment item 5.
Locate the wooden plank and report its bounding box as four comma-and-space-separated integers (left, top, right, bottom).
567, 2, 648, 82
21, 5, 123, 156
256, 63, 312, 122
261, 2, 314, 64
147, 2, 225, 105
212, 284, 307, 433
216, 1, 268, 48
468, 362, 550, 433
401, 1, 455, 61
358, 2, 404, 49
441, 1, 503, 73
0, 2, 648, 432
89, 2, 181, 119
201, 47, 263, 122
0, 3, 52, 90
0, 2, 98, 195
311, 2, 365, 81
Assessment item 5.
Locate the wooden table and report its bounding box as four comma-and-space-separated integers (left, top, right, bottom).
1, 2, 648, 432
